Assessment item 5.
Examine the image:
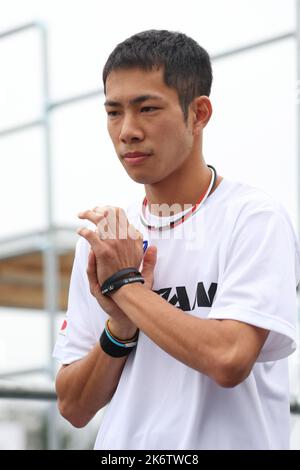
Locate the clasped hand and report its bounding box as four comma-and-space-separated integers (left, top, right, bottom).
76, 205, 157, 328
77, 205, 144, 286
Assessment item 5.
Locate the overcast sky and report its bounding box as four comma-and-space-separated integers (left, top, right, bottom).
0, 0, 298, 238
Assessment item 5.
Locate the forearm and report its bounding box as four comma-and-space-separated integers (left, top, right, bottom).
55, 341, 129, 427
111, 283, 229, 383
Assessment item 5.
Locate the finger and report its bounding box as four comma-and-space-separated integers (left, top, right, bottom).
93, 205, 117, 235
95, 206, 126, 239
77, 226, 105, 251
92, 205, 113, 214
141, 245, 157, 273
115, 208, 129, 239
101, 206, 117, 239
128, 223, 143, 241
97, 206, 125, 240
137, 229, 143, 241
77, 209, 109, 225
87, 249, 101, 295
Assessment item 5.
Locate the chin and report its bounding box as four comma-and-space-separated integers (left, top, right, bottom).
124, 171, 158, 185
128, 175, 155, 184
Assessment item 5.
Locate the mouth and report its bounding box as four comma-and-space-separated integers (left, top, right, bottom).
123, 152, 152, 165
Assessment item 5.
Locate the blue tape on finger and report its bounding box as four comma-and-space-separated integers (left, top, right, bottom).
143, 240, 148, 253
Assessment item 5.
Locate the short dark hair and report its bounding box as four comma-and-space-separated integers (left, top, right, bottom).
102, 29, 213, 122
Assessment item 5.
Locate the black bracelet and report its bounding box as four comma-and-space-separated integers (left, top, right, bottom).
102, 268, 141, 291
99, 327, 138, 357
101, 275, 145, 296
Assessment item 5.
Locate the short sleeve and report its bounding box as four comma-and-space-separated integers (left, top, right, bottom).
208, 206, 299, 362
52, 236, 102, 365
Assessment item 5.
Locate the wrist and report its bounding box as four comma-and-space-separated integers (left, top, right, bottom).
111, 281, 144, 302
108, 317, 138, 340
101, 269, 144, 297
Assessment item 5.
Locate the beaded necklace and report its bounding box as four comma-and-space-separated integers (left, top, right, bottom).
140, 165, 217, 231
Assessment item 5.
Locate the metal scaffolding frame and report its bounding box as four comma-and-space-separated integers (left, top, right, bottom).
0, 3, 299, 448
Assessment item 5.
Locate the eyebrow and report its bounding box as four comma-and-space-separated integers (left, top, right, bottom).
104, 94, 164, 107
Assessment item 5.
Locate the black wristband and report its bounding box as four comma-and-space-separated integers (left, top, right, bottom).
99, 329, 137, 357
101, 275, 145, 296
102, 268, 141, 290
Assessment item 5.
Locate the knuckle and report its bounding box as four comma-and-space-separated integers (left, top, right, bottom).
93, 246, 102, 257
102, 205, 113, 213
93, 208, 106, 217
127, 224, 136, 238
101, 247, 111, 259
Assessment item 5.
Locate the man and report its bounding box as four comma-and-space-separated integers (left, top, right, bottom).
53, 30, 300, 450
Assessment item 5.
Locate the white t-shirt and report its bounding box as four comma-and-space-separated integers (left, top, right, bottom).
53, 177, 300, 450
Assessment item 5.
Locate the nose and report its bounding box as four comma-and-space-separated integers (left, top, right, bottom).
119, 114, 144, 144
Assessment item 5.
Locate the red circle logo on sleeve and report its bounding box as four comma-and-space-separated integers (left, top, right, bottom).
59, 319, 68, 336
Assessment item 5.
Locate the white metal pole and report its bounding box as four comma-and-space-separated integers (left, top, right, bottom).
297, 1, 300, 240
39, 22, 60, 450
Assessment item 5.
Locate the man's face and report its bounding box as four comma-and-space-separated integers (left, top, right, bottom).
104, 67, 196, 184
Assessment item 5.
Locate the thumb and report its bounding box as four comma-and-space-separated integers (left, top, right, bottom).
141, 245, 157, 277
87, 248, 101, 295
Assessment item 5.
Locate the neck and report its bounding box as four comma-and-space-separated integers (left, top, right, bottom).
144, 157, 221, 217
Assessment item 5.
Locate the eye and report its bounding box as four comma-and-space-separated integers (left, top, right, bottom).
141, 107, 159, 113
107, 111, 120, 118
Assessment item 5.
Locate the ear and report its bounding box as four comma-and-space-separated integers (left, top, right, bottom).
190, 96, 213, 135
